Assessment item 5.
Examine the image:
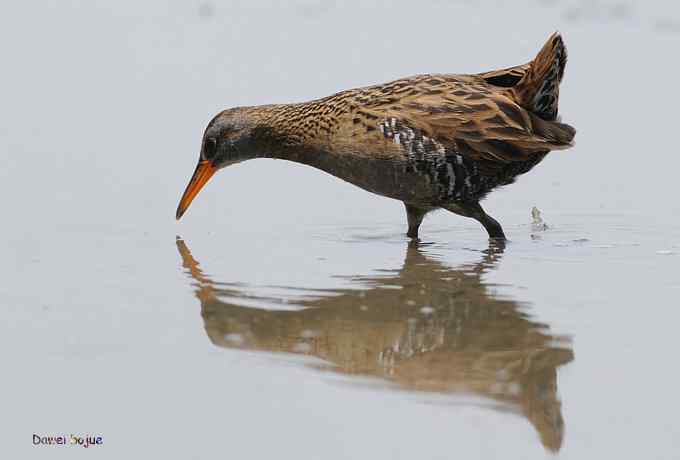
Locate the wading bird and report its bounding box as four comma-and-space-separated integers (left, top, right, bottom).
176, 33, 575, 240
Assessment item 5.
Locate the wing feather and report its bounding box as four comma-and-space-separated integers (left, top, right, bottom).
360, 76, 574, 166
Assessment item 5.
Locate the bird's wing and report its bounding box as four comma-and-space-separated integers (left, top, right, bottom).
478, 63, 531, 88
358, 76, 575, 165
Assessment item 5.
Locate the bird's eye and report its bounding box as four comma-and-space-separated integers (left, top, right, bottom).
203, 138, 217, 161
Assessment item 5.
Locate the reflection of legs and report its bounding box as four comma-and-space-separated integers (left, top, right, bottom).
444, 202, 506, 240
404, 203, 429, 238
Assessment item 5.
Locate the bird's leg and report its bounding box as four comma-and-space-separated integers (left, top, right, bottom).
478, 212, 506, 240
445, 202, 506, 240
404, 203, 429, 238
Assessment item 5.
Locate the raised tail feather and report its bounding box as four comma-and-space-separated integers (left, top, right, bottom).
478, 33, 575, 148
510, 32, 567, 121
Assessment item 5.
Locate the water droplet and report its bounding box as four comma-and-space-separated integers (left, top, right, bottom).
531, 206, 549, 232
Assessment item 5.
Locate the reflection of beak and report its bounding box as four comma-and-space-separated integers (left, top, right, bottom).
176, 236, 217, 303
176, 160, 216, 220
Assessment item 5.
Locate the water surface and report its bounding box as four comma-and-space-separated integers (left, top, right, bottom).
1, 1, 680, 459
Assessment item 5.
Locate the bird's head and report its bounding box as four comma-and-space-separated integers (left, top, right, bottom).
176, 107, 265, 220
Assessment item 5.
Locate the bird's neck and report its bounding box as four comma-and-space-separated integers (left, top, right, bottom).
250, 99, 350, 162
248, 101, 416, 202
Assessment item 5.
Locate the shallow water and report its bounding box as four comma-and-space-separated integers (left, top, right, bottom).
2, 1, 680, 459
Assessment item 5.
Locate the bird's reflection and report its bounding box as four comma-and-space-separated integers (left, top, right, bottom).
176, 237, 573, 452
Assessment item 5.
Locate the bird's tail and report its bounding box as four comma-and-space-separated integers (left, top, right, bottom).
509, 32, 567, 122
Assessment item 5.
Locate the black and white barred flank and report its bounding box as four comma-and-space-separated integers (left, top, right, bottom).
378, 117, 539, 202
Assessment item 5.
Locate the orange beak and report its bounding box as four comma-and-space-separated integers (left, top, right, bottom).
176, 160, 216, 220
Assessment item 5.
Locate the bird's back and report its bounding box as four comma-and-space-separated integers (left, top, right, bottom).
300, 33, 575, 204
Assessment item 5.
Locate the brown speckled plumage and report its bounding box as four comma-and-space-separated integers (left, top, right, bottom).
177, 33, 576, 239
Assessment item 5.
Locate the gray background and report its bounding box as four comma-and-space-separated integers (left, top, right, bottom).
1, 1, 679, 459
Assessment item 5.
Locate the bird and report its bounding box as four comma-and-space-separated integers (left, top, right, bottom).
176, 32, 576, 240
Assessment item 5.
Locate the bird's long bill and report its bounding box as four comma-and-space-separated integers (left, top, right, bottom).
176, 160, 216, 220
